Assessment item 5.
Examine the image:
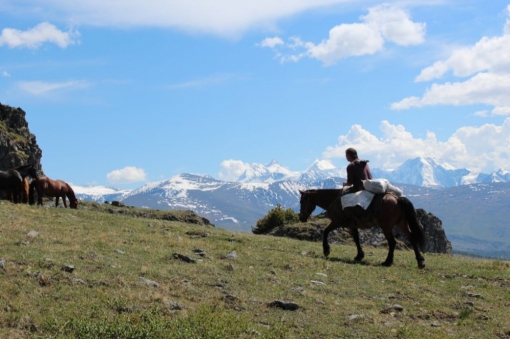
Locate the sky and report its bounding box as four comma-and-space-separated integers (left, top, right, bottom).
1, 0, 510, 188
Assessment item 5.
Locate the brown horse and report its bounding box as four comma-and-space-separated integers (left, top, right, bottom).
21, 177, 30, 203
299, 189, 426, 268
31, 176, 78, 209
12, 164, 38, 203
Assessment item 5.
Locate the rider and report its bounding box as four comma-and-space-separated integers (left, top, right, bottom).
342, 147, 372, 194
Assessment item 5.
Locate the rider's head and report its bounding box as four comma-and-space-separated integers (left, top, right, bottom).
345, 148, 358, 162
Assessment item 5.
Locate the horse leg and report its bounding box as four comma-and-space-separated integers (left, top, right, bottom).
350, 226, 365, 261
323, 220, 341, 257
62, 195, 67, 208
55, 196, 60, 207
398, 221, 426, 269
381, 226, 396, 267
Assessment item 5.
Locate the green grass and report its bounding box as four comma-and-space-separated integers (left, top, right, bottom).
1, 201, 509, 338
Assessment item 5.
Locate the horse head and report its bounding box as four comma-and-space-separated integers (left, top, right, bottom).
26, 164, 38, 179
299, 190, 317, 222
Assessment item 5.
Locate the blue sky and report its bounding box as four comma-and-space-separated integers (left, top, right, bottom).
1, 0, 510, 188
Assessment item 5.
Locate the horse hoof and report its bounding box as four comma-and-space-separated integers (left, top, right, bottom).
354, 255, 364, 262
381, 261, 393, 267
418, 262, 426, 269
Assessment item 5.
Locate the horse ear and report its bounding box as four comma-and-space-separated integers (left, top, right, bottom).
299, 190, 304, 195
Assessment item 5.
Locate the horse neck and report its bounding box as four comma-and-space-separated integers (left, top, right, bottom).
66, 184, 76, 200
312, 189, 341, 210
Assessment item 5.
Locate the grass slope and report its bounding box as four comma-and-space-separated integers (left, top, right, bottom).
0, 201, 509, 338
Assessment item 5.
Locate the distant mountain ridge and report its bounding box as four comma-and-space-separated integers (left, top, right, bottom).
73, 157, 510, 259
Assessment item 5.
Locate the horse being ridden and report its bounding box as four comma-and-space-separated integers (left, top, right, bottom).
31, 176, 78, 209
299, 189, 426, 269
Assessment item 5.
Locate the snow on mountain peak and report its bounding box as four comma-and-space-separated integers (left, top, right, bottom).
237, 160, 298, 183
306, 159, 336, 171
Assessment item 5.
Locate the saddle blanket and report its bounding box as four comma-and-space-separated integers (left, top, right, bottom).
341, 190, 375, 210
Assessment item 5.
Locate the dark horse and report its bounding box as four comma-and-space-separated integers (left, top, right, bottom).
299, 189, 426, 268
30, 176, 78, 209
0, 168, 24, 203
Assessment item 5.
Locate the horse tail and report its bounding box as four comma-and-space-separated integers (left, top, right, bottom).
398, 196, 425, 250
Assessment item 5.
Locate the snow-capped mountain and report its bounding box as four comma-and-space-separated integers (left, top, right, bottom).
72, 185, 131, 202
118, 173, 307, 230
237, 160, 299, 183
73, 157, 510, 220
371, 157, 471, 187
297, 159, 345, 183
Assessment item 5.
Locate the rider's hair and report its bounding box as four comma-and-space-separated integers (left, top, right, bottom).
345, 148, 358, 159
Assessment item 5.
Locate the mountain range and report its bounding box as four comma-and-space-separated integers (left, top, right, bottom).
73, 157, 510, 259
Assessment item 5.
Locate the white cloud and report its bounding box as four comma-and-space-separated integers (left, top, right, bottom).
258, 36, 284, 48
392, 72, 510, 110
0, 0, 349, 37
361, 4, 426, 46
305, 23, 384, 65
0, 22, 79, 49
474, 110, 488, 117
395, 7, 510, 113
1, 71, 10, 77
492, 106, 510, 116
415, 35, 510, 82
260, 4, 425, 65
322, 119, 510, 173
17, 80, 90, 96
107, 166, 147, 184
218, 159, 251, 181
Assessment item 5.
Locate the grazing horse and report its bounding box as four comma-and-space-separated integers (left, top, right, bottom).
13, 164, 38, 204
31, 176, 78, 209
0, 168, 24, 203
299, 189, 426, 269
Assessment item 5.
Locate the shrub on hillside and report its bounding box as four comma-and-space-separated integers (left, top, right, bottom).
252, 205, 299, 234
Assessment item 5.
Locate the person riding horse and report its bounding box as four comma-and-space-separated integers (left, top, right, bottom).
342, 147, 372, 194
341, 147, 373, 223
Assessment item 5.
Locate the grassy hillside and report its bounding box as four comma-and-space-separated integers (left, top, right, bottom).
0, 201, 509, 338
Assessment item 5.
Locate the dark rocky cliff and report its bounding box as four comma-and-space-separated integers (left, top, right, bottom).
0, 103, 43, 172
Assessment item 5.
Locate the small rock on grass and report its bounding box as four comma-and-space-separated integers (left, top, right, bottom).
61, 264, 75, 273
139, 277, 159, 288
267, 300, 299, 311
173, 253, 198, 263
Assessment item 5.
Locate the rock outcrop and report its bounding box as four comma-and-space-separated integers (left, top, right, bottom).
0, 103, 43, 171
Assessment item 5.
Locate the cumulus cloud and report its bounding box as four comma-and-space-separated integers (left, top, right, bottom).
0, 22, 79, 49
107, 166, 147, 184
218, 159, 251, 181
0, 0, 347, 37
258, 36, 284, 48
322, 119, 510, 173
393, 6, 510, 115
17, 80, 91, 96
259, 4, 425, 65
361, 4, 426, 45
